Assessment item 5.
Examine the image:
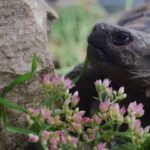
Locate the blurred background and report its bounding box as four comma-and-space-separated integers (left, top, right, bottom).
45, 0, 148, 74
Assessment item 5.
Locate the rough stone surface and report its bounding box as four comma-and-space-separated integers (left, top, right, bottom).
0, 0, 57, 149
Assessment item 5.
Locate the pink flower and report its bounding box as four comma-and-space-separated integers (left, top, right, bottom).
71, 91, 80, 107
41, 109, 51, 120
103, 79, 111, 87
82, 117, 93, 124
109, 103, 124, 123
93, 114, 102, 124
43, 111, 50, 119
70, 122, 82, 133
72, 111, 85, 123
43, 74, 50, 83
28, 134, 39, 143
99, 100, 110, 113
61, 135, 67, 144
134, 119, 141, 129
41, 130, 50, 139
28, 108, 40, 117
134, 120, 144, 136
128, 101, 144, 117
50, 137, 58, 146
50, 136, 58, 150
77, 111, 85, 116
95, 80, 102, 85
71, 137, 78, 144
51, 76, 61, 85
55, 130, 64, 135
97, 143, 107, 150
47, 117, 54, 124
120, 107, 126, 116
64, 78, 74, 89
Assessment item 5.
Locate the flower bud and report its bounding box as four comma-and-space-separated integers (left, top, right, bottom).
118, 86, 124, 94
99, 100, 110, 113
28, 134, 39, 143
103, 79, 111, 88
128, 101, 144, 118
71, 91, 80, 107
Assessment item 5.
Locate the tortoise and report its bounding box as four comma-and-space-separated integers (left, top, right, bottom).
67, 2, 150, 126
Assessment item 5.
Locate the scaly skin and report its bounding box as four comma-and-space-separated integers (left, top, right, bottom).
67, 3, 150, 126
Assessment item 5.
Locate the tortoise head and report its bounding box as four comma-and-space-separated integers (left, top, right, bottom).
87, 23, 150, 90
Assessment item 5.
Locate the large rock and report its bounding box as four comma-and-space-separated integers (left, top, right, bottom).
0, 0, 57, 149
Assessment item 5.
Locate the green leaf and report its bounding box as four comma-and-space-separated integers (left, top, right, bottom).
1, 55, 38, 97
32, 54, 38, 73
0, 97, 27, 113
41, 92, 62, 107
110, 134, 137, 150
1, 72, 33, 97
0, 54, 38, 131
111, 143, 137, 150
6, 126, 37, 135
141, 135, 150, 150
102, 130, 113, 142
31, 120, 42, 133
1, 108, 8, 126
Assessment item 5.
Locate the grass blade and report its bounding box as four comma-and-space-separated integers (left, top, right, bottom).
0, 97, 27, 113
6, 126, 37, 135
32, 54, 38, 73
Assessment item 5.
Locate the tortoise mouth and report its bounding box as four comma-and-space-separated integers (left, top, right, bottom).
87, 43, 133, 78
87, 42, 133, 70
87, 43, 112, 66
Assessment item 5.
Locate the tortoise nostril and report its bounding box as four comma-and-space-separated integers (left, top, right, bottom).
92, 23, 107, 33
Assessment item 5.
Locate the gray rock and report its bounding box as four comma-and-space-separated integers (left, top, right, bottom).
0, 0, 57, 149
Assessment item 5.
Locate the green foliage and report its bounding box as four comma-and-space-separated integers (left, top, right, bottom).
6, 126, 36, 135
109, 134, 136, 150
1, 55, 37, 97
50, 3, 105, 69
0, 55, 38, 127
111, 143, 136, 150
1, 55, 150, 149
141, 135, 150, 150
0, 97, 27, 113
41, 76, 72, 108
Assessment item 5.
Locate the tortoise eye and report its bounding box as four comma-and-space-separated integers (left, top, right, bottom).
112, 31, 133, 46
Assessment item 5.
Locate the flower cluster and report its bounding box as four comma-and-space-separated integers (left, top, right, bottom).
43, 75, 73, 90
29, 130, 78, 150
42, 75, 74, 108
26, 76, 150, 150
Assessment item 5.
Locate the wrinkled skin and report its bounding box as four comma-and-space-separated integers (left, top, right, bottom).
67, 4, 150, 126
